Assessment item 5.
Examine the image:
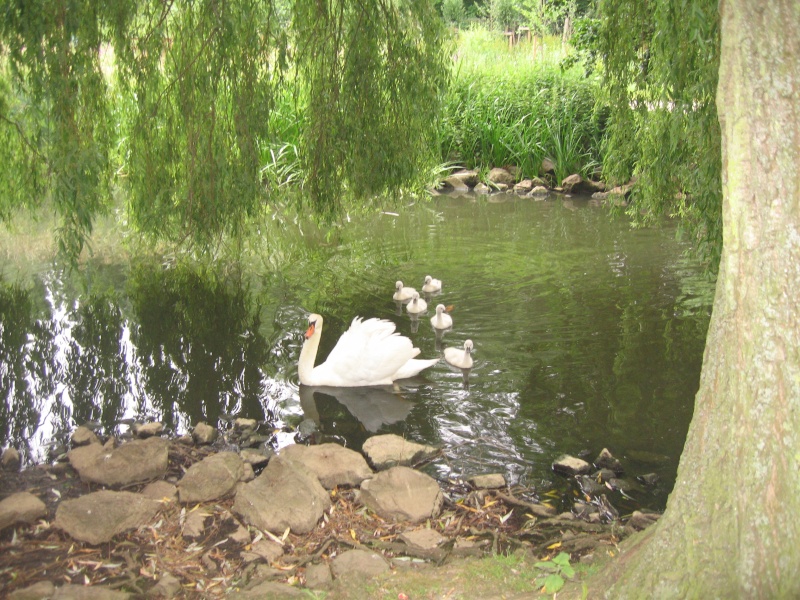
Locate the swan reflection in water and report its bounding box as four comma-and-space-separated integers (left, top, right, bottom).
299, 385, 416, 433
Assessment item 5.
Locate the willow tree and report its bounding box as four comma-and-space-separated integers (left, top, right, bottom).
599, 0, 722, 269
0, 0, 448, 260
593, 1, 800, 596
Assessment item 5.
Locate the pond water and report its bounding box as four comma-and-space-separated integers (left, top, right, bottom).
0, 193, 713, 511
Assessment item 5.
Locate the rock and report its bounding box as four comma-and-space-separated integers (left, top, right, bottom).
467, 473, 506, 489
362, 434, 439, 470
54, 490, 161, 545
449, 169, 480, 187
628, 510, 661, 530
304, 562, 333, 588
606, 478, 640, 493
594, 448, 624, 474
228, 580, 306, 599
573, 502, 598, 520
1, 447, 21, 471
593, 468, 617, 483
561, 173, 583, 194
607, 184, 632, 206
610, 181, 634, 196
71, 426, 100, 447
330, 549, 390, 579
552, 454, 592, 476
233, 455, 331, 535
192, 422, 218, 445
528, 185, 549, 197
141, 480, 178, 503
248, 539, 284, 563
541, 158, 556, 174
147, 572, 182, 598
297, 419, 318, 438
68, 437, 169, 486
234, 418, 258, 432
280, 443, 372, 489
577, 475, 607, 497
493, 182, 509, 192
132, 422, 163, 438
442, 176, 470, 193
638, 472, 660, 486
360, 466, 443, 523
487, 167, 515, 186
513, 179, 534, 194
473, 182, 491, 194
0, 492, 47, 530
182, 510, 210, 539
561, 173, 587, 194
53, 584, 131, 599
399, 528, 445, 550
220, 512, 251, 545
591, 191, 608, 200
240, 448, 271, 469
178, 451, 243, 503
9, 581, 56, 600
584, 179, 605, 192
241, 462, 255, 482
561, 174, 605, 194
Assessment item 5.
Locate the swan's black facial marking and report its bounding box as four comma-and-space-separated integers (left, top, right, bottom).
305, 319, 317, 339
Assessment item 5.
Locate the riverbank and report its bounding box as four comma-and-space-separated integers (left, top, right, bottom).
0, 421, 660, 599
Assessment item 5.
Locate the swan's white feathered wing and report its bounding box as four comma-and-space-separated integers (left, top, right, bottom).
302, 317, 438, 387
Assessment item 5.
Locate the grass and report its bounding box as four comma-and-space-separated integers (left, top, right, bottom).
312, 551, 603, 599
255, 26, 607, 194
439, 27, 605, 184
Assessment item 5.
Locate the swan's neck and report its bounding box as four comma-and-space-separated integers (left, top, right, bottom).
298, 331, 320, 385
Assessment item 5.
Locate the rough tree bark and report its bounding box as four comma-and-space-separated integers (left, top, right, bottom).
594, 1, 800, 597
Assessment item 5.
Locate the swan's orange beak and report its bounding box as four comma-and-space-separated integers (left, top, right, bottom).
445, 305, 454, 312
305, 321, 316, 339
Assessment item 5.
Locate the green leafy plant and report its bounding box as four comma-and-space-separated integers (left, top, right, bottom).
533, 552, 575, 594
439, 33, 604, 182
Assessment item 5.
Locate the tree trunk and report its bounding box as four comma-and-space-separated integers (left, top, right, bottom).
594, 1, 800, 597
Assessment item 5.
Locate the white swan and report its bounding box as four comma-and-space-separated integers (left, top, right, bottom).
444, 339, 474, 369
430, 304, 453, 330
422, 275, 442, 294
406, 292, 428, 315
393, 280, 417, 302
298, 314, 439, 387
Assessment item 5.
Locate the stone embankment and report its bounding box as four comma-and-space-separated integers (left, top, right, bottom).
438, 163, 634, 205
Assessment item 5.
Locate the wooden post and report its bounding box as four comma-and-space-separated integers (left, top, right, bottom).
504, 30, 515, 50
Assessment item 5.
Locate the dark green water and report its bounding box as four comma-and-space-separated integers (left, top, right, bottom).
0, 194, 713, 510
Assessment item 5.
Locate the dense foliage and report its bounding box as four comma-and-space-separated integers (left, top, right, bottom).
598, 0, 722, 268
439, 30, 603, 183
0, 0, 448, 261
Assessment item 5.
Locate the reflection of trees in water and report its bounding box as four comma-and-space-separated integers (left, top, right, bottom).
1, 264, 277, 465
65, 293, 129, 432
0, 280, 57, 462
128, 263, 272, 430
514, 256, 711, 507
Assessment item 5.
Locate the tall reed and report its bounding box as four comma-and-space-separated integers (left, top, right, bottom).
439, 27, 604, 183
